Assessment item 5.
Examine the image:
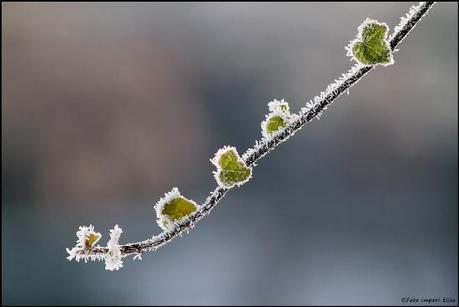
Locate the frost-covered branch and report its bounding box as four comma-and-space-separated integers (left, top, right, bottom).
67, 2, 435, 270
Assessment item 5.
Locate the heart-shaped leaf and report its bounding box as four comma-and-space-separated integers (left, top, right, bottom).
154, 188, 199, 231
211, 146, 252, 188
348, 18, 393, 66
161, 197, 197, 221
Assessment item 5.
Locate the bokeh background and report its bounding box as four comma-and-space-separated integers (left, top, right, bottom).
2, 2, 457, 305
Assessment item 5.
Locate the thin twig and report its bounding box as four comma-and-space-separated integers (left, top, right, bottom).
72, 2, 435, 261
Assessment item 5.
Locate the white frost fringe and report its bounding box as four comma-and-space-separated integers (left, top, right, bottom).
211, 146, 252, 188
66, 225, 103, 262
153, 187, 200, 232
105, 225, 124, 271
391, 2, 427, 42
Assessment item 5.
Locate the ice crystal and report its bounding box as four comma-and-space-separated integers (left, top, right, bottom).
268, 99, 291, 115
133, 253, 143, 261
346, 18, 394, 66
211, 146, 252, 188
154, 187, 200, 231
105, 224, 123, 271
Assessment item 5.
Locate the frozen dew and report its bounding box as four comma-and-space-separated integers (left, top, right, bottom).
105, 224, 124, 271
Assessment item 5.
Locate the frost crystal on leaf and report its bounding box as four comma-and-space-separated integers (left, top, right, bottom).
154, 187, 200, 232
268, 99, 291, 115
261, 99, 296, 139
66, 225, 101, 261
346, 18, 394, 66
211, 146, 252, 188
105, 224, 123, 271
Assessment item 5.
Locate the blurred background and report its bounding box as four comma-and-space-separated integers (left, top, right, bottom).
2, 2, 457, 305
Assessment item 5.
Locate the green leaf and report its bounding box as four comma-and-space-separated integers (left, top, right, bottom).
85, 232, 101, 249
262, 99, 291, 138
212, 147, 252, 188
154, 187, 199, 231
161, 196, 198, 221
350, 18, 393, 66
265, 115, 287, 136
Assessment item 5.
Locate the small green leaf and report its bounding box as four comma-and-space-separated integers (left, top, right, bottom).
161, 196, 198, 221
262, 99, 291, 138
85, 232, 101, 249
349, 18, 393, 66
265, 115, 287, 136
154, 188, 199, 231
212, 146, 252, 188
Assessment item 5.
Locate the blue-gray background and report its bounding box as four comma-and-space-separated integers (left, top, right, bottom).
2, 2, 457, 305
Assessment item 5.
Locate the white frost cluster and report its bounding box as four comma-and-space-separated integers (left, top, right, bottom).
105, 224, 124, 271
345, 18, 394, 67
268, 99, 290, 115
154, 187, 200, 232
66, 224, 125, 270
66, 225, 102, 262
133, 253, 143, 260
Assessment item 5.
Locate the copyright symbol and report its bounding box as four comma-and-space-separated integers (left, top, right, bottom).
401, 297, 408, 303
